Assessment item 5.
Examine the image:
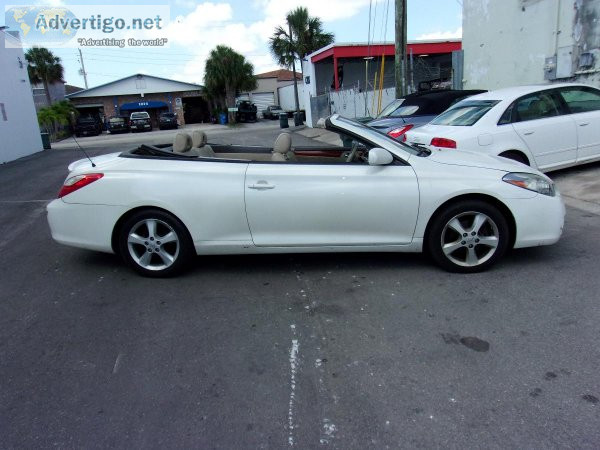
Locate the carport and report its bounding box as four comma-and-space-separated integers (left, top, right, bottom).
120, 100, 169, 128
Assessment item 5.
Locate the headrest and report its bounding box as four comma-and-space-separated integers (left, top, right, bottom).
191, 130, 207, 148
273, 133, 292, 154
173, 133, 192, 153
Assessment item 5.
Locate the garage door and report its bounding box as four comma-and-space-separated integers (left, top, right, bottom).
252, 92, 275, 118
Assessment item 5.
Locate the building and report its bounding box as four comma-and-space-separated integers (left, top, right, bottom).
462, 0, 600, 89
67, 74, 208, 128
32, 80, 65, 111
237, 69, 303, 116
31, 81, 84, 111
301, 40, 462, 126
0, 28, 43, 164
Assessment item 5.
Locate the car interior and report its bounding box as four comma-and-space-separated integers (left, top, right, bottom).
130, 130, 375, 164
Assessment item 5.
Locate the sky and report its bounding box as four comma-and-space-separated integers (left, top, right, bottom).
2, 0, 462, 88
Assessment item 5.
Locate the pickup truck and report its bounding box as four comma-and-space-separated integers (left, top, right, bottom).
74, 117, 102, 137
129, 111, 153, 132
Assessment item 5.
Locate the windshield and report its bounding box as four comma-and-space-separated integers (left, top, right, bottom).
431, 100, 499, 126
378, 99, 404, 118
332, 115, 428, 157
161, 113, 175, 118
131, 112, 149, 119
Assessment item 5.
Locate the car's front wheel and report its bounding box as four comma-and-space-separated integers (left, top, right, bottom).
118, 209, 194, 277
427, 200, 509, 273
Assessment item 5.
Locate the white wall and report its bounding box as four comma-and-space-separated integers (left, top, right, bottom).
330, 86, 396, 119
278, 83, 305, 111
462, 0, 600, 89
0, 31, 43, 164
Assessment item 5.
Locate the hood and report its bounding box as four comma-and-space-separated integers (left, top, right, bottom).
426, 148, 530, 172
68, 152, 123, 173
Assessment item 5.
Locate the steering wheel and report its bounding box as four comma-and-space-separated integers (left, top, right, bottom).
346, 141, 359, 163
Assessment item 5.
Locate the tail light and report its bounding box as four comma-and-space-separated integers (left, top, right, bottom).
430, 137, 457, 149
58, 173, 103, 198
387, 124, 414, 139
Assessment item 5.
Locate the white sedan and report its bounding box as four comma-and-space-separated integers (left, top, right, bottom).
47, 115, 565, 277
405, 83, 600, 172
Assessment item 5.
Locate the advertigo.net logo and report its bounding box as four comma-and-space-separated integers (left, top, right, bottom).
4, 4, 171, 48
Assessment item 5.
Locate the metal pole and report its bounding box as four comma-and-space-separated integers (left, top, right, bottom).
78, 48, 88, 89
288, 21, 300, 113
394, 0, 407, 98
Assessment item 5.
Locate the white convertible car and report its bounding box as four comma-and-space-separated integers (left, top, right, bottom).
47, 115, 565, 277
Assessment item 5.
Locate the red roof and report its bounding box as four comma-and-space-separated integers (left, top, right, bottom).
256, 69, 302, 81
311, 41, 462, 63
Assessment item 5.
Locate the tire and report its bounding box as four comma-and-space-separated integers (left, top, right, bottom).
499, 151, 529, 166
426, 200, 510, 273
118, 209, 194, 277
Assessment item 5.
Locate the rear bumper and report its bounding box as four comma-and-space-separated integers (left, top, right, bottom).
47, 199, 128, 253
510, 192, 565, 248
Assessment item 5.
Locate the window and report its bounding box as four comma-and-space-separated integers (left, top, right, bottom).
513, 91, 561, 122
430, 100, 500, 126
559, 87, 600, 113
497, 104, 514, 125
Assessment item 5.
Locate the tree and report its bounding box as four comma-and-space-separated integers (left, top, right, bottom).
37, 100, 78, 140
269, 7, 334, 111
204, 46, 257, 122
25, 47, 64, 107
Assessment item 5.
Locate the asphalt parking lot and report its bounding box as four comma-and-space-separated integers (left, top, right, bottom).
1, 124, 600, 448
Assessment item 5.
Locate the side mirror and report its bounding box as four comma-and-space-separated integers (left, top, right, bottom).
368, 148, 394, 166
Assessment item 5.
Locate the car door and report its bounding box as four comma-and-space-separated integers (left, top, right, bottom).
244, 160, 420, 247
511, 90, 577, 170
557, 86, 600, 163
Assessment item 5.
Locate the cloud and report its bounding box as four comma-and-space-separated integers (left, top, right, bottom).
416, 27, 462, 40
166, 0, 370, 83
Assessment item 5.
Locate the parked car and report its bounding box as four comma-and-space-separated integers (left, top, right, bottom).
74, 116, 102, 137
158, 112, 178, 130
367, 89, 487, 140
47, 114, 564, 277
263, 105, 285, 120
129, 111, 152, 132
235, 101, 257, 122
404, 83, 600, 172
107, 116, 130, 134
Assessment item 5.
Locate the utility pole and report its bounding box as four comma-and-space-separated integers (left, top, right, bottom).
394, 0, 407, 98
78, 48, 88, 89
288, 21, 300, 113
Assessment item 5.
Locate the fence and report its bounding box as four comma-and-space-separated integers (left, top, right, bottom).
329, 86, 396, 120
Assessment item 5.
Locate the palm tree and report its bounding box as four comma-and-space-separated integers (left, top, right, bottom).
269, 7, 334, 111
37, 100, 78, 140
25, 46, 64, 107
204, 45, 257, 122
270, 7, 334, 64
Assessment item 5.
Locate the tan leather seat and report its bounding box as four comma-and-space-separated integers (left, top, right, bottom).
191, 130, 216, 157
173, 133, 201, 156
272, 133, 296, 162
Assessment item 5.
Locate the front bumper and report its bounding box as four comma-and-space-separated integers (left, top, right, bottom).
47, 199, 128, 253
510, 192, 565, 248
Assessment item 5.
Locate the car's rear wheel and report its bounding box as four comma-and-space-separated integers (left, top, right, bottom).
118, 209, 194, 277
427, 200, 509, 273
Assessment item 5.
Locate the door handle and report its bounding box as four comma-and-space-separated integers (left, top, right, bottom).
523, 131, 534, 136
579, 122, 590, 127
248, 181, 275, 190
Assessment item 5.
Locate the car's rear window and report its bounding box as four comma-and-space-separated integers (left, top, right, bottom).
131, 112, 149, 119
109, 117, 125, 123
430, 100, 500, 126
161, 113, 175, 118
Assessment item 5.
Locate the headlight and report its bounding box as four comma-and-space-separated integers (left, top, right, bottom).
502, 172, 555, 196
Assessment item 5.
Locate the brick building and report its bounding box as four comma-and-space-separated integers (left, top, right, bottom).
67, 74, 207, 128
